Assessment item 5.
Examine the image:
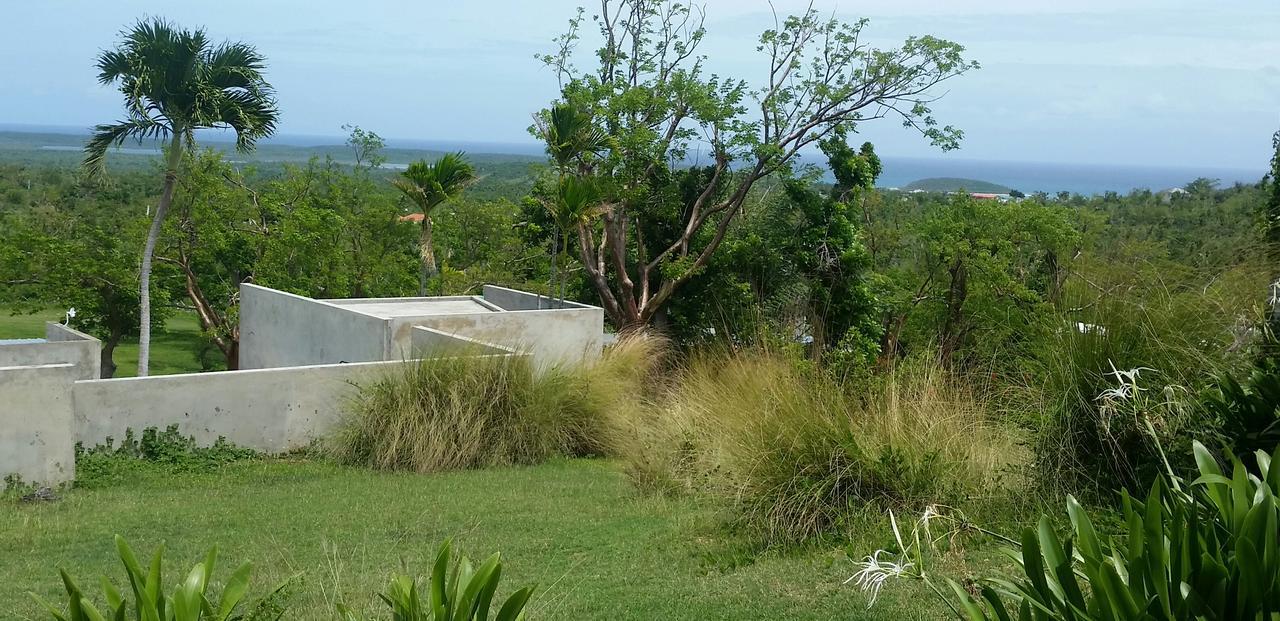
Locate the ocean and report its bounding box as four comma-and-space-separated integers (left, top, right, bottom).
6, 125, 1268, 197
870, 156, 1268, 195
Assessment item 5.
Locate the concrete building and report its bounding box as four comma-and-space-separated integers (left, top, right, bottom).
0, 284, 603, 486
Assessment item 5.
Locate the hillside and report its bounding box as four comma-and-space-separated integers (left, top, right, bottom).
902, 177, 1011, 193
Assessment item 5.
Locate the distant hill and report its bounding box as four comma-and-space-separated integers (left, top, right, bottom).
901, 177, 1011, 193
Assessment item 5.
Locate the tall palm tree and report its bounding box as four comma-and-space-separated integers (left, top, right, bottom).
391, 153, 476, 296
536, 104, 610, 305
85, 18, 278, 376
549, 175, 606, 303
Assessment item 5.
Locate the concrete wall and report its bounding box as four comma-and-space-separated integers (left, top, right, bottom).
0, 323, 100, 381
73, 359, 408, 454
239, 284, 389, 369
410, 326, 518, 358
397, 307, 604, 369
0, 363, 76, 486
482, 285, 593, 311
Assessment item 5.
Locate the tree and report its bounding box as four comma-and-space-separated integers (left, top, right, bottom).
390, 153, 477, 295
537, 1, 977, 328
85, 18, 278, 375
1264, 129, 1280, 354
534, 103, 612, 305
343, 124, 387, 169
0, 210, 158, 378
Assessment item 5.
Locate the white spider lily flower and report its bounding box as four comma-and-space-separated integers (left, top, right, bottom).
846, 550, 915, 608
1096, 384, 1133, 402
64, 307, 77, 325
1104, 360, 1154, 385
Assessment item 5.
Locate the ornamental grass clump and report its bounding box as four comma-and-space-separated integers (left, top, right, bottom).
604, 348, 1019, 543
331, 353, 586, 472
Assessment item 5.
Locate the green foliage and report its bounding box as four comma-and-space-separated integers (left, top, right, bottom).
535, 0, 975, 327
1205, 364, 1280, 460
1026, 260, 1262, 495
75, 425, 257, 488
337, 541, 533, 621
31, 535, 289, 621
949, 440, 1280, 620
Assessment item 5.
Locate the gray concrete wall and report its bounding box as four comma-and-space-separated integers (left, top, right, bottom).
239, 284, 390, 369
45, 323, 101, 380
397, 308, 604, 369
410, 326, 518, 358
482, 284, 594, 311
0, 323, 100, 381
73, 359, 409, 454
0, 363, 76, 486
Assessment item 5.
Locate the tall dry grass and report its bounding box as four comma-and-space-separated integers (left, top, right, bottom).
597, 341, 1022, 543
330, 354, 590, 472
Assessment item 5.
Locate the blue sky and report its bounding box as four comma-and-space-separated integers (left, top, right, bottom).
4, 1, 1278, 169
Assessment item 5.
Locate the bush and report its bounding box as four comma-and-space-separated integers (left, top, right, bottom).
75, 426, 258, 488
1024, 274, 1253, 495
602, 347, 1020, 544
330, 346, 648, 473
952, 440, 1280, 619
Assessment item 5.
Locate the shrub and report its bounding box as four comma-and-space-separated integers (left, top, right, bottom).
329, 344, 653, 473
1024, 276, 1251, 495
31, 535, 291, 621
855, 439, 1280, 620
75, 426, 258, 488
603, 348, 1019, 543
337, 540, 534, 621
1204, 363, 1280, 461
954, 440, 1280, 619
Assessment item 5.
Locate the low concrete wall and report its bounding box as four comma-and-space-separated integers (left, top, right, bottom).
398, 307, 604, 369
0, 323, 100, 381
0, 363, 76, 486
240, 284, 390, 369
482, 284, 593, 311
73, 359, 407, 454
410, 326, 518, 358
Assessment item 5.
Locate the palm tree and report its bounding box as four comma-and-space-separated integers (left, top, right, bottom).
85, 18, 278, 376
535, 104, 610, 305
548, 175, 607, 303
391, 153, 477, 296
537, 104, 609, 176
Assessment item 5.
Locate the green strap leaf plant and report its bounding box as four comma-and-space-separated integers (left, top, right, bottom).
340, 540, 535, 621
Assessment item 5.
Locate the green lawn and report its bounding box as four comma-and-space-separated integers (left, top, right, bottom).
0, 459, 1001, 620
0, 308, 217, 376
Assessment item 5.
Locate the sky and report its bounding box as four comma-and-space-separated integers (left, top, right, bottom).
3, 1, 1279, 170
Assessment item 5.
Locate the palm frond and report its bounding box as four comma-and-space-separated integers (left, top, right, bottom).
87, 17, 278, 174
391, 153, 477, 215
83, 118, 169, 177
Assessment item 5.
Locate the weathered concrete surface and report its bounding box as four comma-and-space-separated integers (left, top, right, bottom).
410, 326, 518, 358
400, 308, 604, 368
73, 359, 409, 454
240, 284, 389, 369
0, 323, 100, 381
482, 285, 592, 311
0, 363, 76, 485
329, 296, 499, 317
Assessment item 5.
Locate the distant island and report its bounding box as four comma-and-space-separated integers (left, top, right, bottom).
901, 177, 1012, 193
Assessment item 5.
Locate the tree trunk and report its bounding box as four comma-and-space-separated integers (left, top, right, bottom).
100, 331, 122, 379
419, 215, 436, 296
940, 257, 968, 365
547, 230, 559, 310
138, 133, 184, 377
